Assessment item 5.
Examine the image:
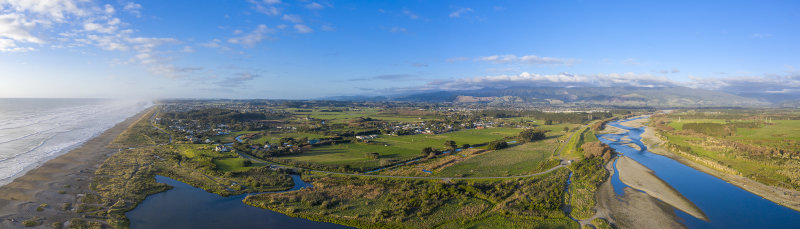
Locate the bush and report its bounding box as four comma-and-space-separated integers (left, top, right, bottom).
519, 128, 547, 142
581, 142, 615, 161
487, 141, 508, 150
365, 152, 380, 159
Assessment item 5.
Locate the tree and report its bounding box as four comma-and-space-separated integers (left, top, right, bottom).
365, 152, 380, 159
519, 128, 547, 142
487, 140, 508, 150
444, 140, 457, 151
581, 141, 615, 161
461, 143, 471, 148
544, 120, 553, 125
421, 147, 434, 156
563, 127, 569, 132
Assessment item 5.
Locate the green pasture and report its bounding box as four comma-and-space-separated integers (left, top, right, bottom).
436, 138, 561, 177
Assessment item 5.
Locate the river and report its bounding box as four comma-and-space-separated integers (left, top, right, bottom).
126, 175, 351, 229
600, 116, 800, 228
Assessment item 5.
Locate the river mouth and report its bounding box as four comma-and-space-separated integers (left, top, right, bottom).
126, 175, 351, 229
600, 116, 800, 229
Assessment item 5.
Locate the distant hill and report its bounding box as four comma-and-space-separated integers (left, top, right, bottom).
328, 86, 771, 108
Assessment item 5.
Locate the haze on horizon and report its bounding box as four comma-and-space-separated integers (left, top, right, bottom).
0, 0, 798, 100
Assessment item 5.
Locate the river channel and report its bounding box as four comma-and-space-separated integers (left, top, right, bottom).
600, 116, 800, 228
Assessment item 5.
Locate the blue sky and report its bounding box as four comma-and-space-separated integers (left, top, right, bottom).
0, 0, 798, 99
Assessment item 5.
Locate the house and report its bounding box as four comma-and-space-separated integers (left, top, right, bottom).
214, 145, 230, 152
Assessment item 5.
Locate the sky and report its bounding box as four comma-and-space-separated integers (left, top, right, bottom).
0, 0, 799, 100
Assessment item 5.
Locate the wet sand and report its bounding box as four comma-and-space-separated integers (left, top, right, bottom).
641, 125, 800, 212
0, 107, 153, 228
616, 156, 708, 221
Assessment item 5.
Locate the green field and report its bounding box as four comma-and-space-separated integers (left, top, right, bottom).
279, 127, 524, 170
656, 114, 800, 190
436, 138, 560, 177
213, 158, 253, 172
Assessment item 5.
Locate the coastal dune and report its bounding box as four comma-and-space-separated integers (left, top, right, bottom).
616, 156, 709, 221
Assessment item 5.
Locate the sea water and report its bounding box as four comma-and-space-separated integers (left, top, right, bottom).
0, 98, 150, 186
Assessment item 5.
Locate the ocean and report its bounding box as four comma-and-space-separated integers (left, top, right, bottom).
0, 98, 150, 186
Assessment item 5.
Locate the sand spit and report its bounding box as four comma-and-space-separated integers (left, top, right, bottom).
602, 137, 617, 142
641, 125, 800, 212
0, 107, 153, 228
595, 157, 685, 228
619, 116, 649, 128
625, 143, 642, 151
598, 125, 626, 135
616, 156, 709, 221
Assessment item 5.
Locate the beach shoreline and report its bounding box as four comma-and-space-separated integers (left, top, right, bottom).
0, 107, 154, 228
637, 117, 800, 212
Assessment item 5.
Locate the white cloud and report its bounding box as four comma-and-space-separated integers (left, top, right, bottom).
321, 25, 335, 31
622, 58, 639, 65
180, 45, 194, 53
228, 24, 273, 47
122, 2, 142, 17
421, 72, 676, 91
449, 8, 472, 18
0, 38, 33, 52
217, 72, 261, 87
200, 38, 230, 51
83, 17, 120, 34
446, 56, 468, 63
473, 54, 573, 65
248, 0, 281, 16
402, 9, 418, 19
519, 55, 571, 65
294, 24, 312, 33
305, 2, 324, 10
281, 14, 302, 23
653, 68, 680, 74
389, 27, 407, 33
0, 13, 42, 45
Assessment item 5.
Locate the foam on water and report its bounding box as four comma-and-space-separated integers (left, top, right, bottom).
0, 99, 149, 186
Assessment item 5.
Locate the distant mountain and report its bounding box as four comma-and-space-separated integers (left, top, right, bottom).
328, 86, 771, 108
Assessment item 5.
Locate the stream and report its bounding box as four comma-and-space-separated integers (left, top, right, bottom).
600, 116, 800, 228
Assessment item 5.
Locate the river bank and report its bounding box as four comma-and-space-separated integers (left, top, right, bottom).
0, 107, 154, 228
640, 123, 800, 212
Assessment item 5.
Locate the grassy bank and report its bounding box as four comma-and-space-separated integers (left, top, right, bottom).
652, 111, 800, 191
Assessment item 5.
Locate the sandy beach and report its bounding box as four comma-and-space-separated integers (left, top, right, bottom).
0, 107, 153, 228
640, 119, 800, 212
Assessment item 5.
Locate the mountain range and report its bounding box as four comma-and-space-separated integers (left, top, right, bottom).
327, 86, 777, 108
